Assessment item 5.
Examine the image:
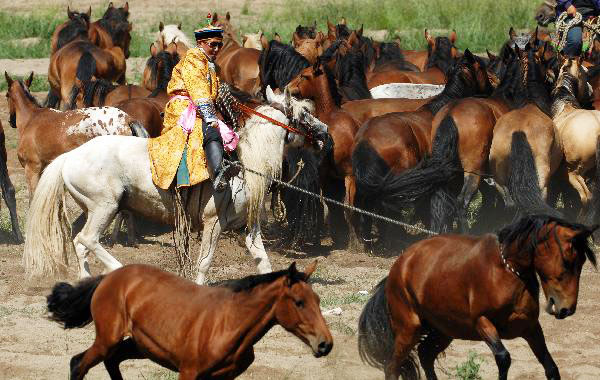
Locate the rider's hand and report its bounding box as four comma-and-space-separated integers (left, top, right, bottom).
567, 4, 577, 16
211, 121, 219, 129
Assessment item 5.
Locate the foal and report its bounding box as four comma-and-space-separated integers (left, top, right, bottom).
48, 262, 333, 379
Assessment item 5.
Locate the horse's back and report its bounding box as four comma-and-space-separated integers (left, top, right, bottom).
555, 109, 600, 167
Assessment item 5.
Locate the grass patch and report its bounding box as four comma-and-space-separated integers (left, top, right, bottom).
145, 370, 178, 380
329, 320, 356, 336
1, 74, 49, 92
251, 0, 540, 52
320, 292, 369, 308
454, 351, 485, 380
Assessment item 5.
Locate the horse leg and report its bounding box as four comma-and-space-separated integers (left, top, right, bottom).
476, 316, 511, 380
24, 165, 41, 203
567, 171, 592, 221
104, 338, 145, 380
245, 225, 272, 275
76, 207, 123, 274
124, 211, 138, 247
0, 160, 23, 242
345, 175, 363, 251
417, 330, 453, 380
108, 213, 125, 247
73, 236, 92, 278
522, 322, 560, 380
323, 177, 348, 248
457, 174, 480, 233
195, 215, 223, 285
385, 320, 421, 380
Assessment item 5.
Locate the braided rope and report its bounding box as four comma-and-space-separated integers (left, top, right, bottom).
554, 12, 600, 53
225, 159, 439, 237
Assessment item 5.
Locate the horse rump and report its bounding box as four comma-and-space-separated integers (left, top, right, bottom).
508, 131, 560, 218
47, 275, 105, 329
358, 278, 419, 377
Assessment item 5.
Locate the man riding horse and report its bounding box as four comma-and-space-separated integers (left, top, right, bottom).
556, 0, 600, 56
148, 14, 230, 192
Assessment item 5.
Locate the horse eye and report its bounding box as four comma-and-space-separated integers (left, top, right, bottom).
295, 299, 304, 308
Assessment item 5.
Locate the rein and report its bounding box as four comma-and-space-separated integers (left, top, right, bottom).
236, 102, 311, 140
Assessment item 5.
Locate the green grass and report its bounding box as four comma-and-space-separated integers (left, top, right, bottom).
0, 74, 49, 92
250, 0, 540, 52
320, 292, 369, 308
454, 351, 485, 380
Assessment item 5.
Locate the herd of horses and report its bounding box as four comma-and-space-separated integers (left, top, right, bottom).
2, 2, 600, 379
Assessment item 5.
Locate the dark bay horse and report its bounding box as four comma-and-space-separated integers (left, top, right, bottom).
88, 2, 132, 60
5, 72, 145, 200
47, 262, 333, 379
367, 30, 459, 87
0, 120, 22, 243
359, 215, 597, 380
351, 50, 492, 247
50, 7, 91, 54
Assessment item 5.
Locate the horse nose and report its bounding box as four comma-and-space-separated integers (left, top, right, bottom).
557, 308, 570, 319
317, 340, 333, 356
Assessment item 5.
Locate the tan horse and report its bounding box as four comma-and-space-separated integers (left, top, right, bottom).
242, 31, 268, 50
551, 56, 600, 219
155, 22, 191, 58
293, 31, 325, 64
4, 72, 143, 199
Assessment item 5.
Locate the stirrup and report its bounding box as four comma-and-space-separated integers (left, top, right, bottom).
213, 160, 231, 192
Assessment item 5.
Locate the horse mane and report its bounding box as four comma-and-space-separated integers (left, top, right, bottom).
322, 64, 344, 107
334, 46, 372, 100
320, 40, 343, 62
259, 40, 310, 91
81, 78, 117, 107
426, 37, 456, 75
336, 24, 351, 40
216, 82, 261, 129
147, 50, 180, 97
497, 214, 597, 267
295, 24, 316, 39
425, 53, 490, 115
376, 41, 405, 66
218, 266, 307, 292
551, 72, 581, 115
17, 80, 41, 107
56, 13, 90, 51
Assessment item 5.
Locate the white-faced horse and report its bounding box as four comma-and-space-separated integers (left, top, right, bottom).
23, 88, 329, 284
155, 22, 192, 57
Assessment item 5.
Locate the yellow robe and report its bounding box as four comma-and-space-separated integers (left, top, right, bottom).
148, 47, 220, 190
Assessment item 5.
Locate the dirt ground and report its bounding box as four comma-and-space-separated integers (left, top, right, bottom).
1, 1, 600, 378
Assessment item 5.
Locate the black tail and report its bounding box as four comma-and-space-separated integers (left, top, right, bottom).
43, 88, 61, 109
46, 275, 104, 329
379, 115, 461, 212
358, 278, 419, 377
129, 120, 150, 138
68, 51, 96, 109
508, 131, 561, 218
280, 147, 323, 247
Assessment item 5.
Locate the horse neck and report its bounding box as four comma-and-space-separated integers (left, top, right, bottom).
222, 36, 240, 53
311, 74, 338, 116
12, 87, 38, 133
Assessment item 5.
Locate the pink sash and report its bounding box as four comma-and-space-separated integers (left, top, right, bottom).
169, 95, 239, 151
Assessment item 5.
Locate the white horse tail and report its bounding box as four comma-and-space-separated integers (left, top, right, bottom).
23, 153, 72, 279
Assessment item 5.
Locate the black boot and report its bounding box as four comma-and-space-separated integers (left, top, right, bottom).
205, 140, 228, 192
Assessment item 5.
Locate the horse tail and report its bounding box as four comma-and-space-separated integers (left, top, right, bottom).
129, 120, 150, 138
280, 147, 323, 247
380, 116, 461, 212
68, 51, 96, 109
352, 141, 389, 201
43, 88, 61, 109
47, 275, 105, 329
358, 278, 419, 377
508, 131, 560, 217
23, 153, 72, 279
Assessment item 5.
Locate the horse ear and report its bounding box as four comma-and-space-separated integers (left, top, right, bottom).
4, 71, 13, 88
67, 6, 74, 19
287, 262, 298, 278
357, 24, 364, 38
260, 34, 269, 50
425, 29, 434, 47
167, 42, 177, 55
292, 32, 301, 47
313, 20, 317, 28
242, 35, 248, 45
159, 21, 164, 32
532, 26, 539, 45
316, 31, 324, 44
87, 6, 92, 18
327, 19, 335, 33
212, 12, 218, 23
450, 29, 457, 44
464, 48, 475, 63
25, 71, 34, 88
340, 17, 347, 25
509, 26, 516, 41
303, 260, 318, 280
108, 2, 114, 9
150, 42, 158, 57
283, 86, 292, 113
123, 2, 129, 12
487, 49, 497, 61
226, 11, 231, 21
265, 85, 276, 103
178, 22, 182, 30
274, 33, 282, 43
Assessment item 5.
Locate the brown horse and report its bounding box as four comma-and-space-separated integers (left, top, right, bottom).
4, 72, 145, 199
359, 214, 597, 380
47, 262, 333, 379
341, 97, 430, 125
367, 30, 459, 87
0, 120, 22, 243
351, 50, 492, 247
88, 2, 132, 60
49, 7, 92, 54
293, 30, 325, 64
400, 29, 458, 72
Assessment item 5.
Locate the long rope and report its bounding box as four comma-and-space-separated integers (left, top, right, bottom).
554, 12, 600, 52
224, 159, 439, 237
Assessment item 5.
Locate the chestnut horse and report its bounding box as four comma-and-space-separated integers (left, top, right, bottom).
359, 214, 597, 380
49, 7, 91, 54
367, 30, 459, 88
155, 21, 192, 58
47, 262, 333, 380
88, 2, 132, 60
0, 120, 22, 243
351, 50, 492, 247
4, 72, 145, 200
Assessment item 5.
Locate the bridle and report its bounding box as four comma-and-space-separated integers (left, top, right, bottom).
236, 102, 313, 142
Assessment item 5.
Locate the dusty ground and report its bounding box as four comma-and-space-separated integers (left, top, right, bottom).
1, 1, 600, 378
0, 91, 599, 379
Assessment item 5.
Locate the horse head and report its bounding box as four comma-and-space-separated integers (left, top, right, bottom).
535, 0, 557, 26
242, 31, 265, 50
425, 29, 459, 74
211, 11, 237, 43
266, 86, 330, 153
272, 262, 333, 357
4, 71, 35, 129
100, 2, 132, 58
554, 54, 592, 104
293, 32, 324, 65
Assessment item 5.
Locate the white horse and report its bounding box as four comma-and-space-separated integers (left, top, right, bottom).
155, 22, 193, 57
23, 88, 328, 284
